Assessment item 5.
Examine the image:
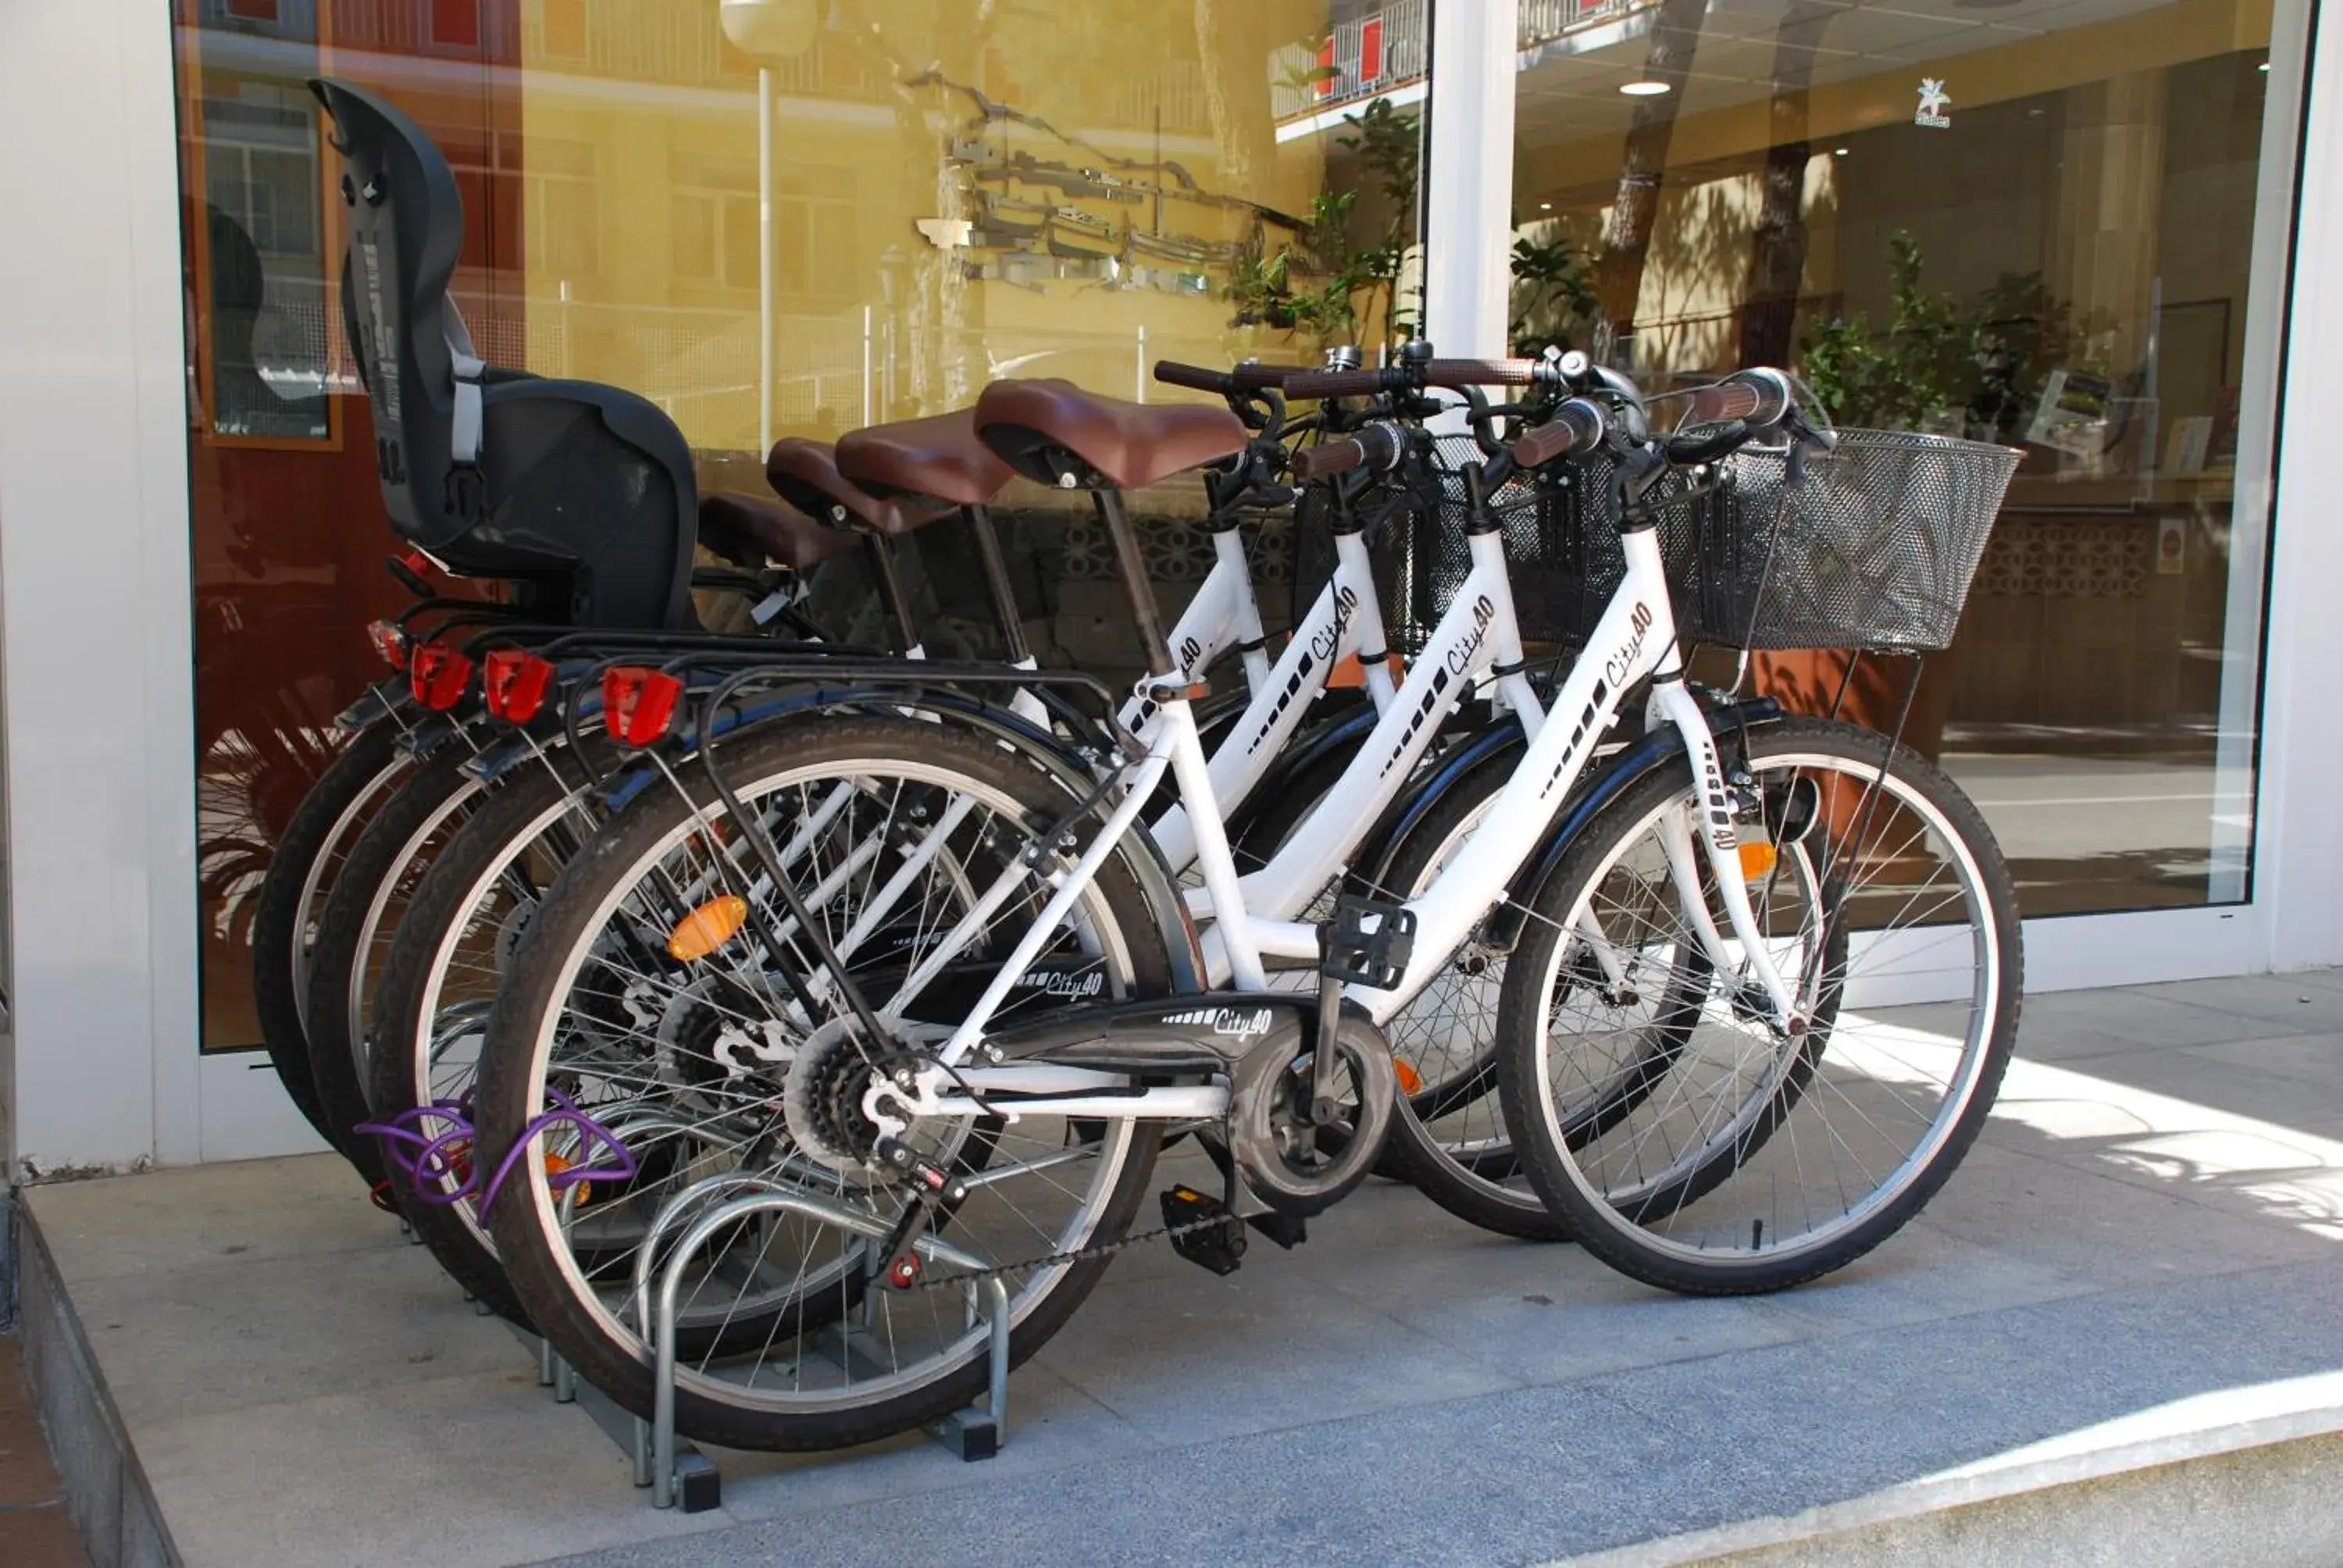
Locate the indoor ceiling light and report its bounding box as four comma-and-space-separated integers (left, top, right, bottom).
1619, 80, 1671, 96
1833, 146, 1849, 156
1539, 201, 1554, 210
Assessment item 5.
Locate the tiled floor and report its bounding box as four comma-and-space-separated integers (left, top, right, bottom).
0, 1335, 93, 1568
22, 971, 2343, 1567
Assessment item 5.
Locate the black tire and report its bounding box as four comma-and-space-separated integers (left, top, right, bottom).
1226, 711, 1365, 874
479, 714, 1172, 1452
367, 751, 594, 1325
1371, 759, 1571, 1242
248, 721, 412, 1144
1497, 718, 2022, 1295
304, 746, 486, 1184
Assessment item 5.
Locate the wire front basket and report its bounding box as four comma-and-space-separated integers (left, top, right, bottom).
1688, 429, 2021, 653
1290, 425, 2019, 658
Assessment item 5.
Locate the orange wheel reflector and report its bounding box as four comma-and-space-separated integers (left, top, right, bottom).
1394, 1059, 1423, 1097
544, 1150, 590, 1207
1739, 840, 1779, 880
668, 895, 750, 962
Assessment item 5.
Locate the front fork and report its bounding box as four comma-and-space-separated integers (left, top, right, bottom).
1644, 679, 1803, 1031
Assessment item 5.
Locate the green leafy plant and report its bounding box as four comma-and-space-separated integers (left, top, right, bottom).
1800, 233, 1977, 429
1510, 232, 1600, 352
1224, 95, 1419, 349
1800, 233, 2095, 438
1334, 96, 1421, 346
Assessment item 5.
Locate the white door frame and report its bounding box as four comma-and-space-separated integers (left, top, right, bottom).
0, 0, 2334, 1172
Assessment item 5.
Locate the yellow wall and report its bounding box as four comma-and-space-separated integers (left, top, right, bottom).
518, 1, 1339, 454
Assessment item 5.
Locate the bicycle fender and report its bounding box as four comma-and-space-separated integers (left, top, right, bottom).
1225, 690, 1375, 839
590, 682, 1058, 811
615, 686, 1207, 993
335, 678, 411, 732
1350, 715, 1529, 894
1481, 696, 1784, 951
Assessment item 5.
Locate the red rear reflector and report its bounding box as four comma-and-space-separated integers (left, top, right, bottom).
603, 666, 683, 747
367, 618, 409, 671
409, 643, 475, 711
483, 649, 555, 724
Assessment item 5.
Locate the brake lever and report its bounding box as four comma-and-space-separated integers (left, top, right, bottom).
1664, 419, 1750, 466
1785, 408, 1838, 453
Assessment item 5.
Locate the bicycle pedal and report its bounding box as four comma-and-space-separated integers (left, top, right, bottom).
1161, 1185, 1246, 1276
1321, 896, 1417, 989
1244, 1210, 1308, 1251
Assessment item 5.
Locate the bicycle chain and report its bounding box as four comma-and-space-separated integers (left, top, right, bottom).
902, 1209, 1239, 1293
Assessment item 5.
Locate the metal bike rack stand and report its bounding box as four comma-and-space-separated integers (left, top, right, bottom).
512, 1178, 1014, 1513
640, 1188, 1011, 1509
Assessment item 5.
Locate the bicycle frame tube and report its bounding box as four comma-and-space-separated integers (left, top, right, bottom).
1221, 527, 1273, 693
1346, 526, 1796, 1026
1350, 527, 1672, 1014
1150, 532, 1393, 869
1200, 529, 1525, 973
1114, 532, 1262, 733
928, 725, 1181, 1066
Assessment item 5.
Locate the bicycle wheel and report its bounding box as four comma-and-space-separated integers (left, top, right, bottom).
478, 713, 1172, 1452
1498, 717, 2020, 1295
248, 719, 412, 1142
1368, 760, 1567, 1241
366, 748, 601, 1325
304, 746, 485, 1182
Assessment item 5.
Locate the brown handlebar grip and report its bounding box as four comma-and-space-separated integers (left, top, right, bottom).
1152, 360, 1236, 394
1280, 366, 1392, 399
1230, 362, 1305, 390
1687, 380, 1765, 422
1512, 401, 1605, 469
1291, 438, 1369, 481
1422, 358, 1540, 387
1512, 421, 1579, 470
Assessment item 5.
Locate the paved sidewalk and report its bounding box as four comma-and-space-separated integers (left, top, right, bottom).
22, 970, 2343, 1566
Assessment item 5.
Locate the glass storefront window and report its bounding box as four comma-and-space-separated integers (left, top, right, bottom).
173, 0, 1421, 1048
1510, 0, 2291, 916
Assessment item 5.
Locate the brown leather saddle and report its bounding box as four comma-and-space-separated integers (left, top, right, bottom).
765, 439, 948, 536
974, 379, 1246, 492
834, 408, 1014, 518
695, 493, 860, 572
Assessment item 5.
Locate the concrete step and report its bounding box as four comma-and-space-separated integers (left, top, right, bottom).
16, 969, 2343, 1567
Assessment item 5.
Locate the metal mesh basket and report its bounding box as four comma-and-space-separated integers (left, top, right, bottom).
1687, 429, 2021, 652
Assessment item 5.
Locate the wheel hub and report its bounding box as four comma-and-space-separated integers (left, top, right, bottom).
783, 1017, 906, 1182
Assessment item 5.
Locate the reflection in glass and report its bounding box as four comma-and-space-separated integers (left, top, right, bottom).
1504, 0, 2291, 917
177, 1, 1421, 1046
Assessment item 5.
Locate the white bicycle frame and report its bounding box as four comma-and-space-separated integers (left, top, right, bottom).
683, 508, 1411, 1021
1146, 527, 1399, 869
876, 517, 1804, 1131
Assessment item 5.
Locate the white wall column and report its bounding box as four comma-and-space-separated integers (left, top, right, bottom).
2253, 0, 2343, 971
0, 0, 202, 1174
1421, 0, 1519, 359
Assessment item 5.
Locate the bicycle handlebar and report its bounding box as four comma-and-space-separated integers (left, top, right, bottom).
1292, 421, 1404, 481
1281, 358, 1553, 399
1151, 360, 1303, 395
1683, 367, 1796, 428
1510, 399, 1607, 469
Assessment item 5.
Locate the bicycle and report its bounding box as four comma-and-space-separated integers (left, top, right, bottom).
466, 356, 2021, 1450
